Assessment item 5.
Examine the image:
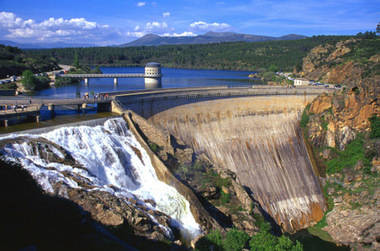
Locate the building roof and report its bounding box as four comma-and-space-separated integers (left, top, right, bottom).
146, 62, 161, 67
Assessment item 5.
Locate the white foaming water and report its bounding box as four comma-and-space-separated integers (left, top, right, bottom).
0, 117, 200, 238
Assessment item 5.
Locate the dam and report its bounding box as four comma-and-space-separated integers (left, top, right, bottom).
115, 86, 329, 232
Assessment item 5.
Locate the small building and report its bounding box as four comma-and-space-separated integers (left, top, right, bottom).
144, 62, 162, 89
144, 62, 161, 77
294, 78, 310, 86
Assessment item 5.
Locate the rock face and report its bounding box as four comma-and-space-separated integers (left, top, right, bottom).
323, 202, 380, 250
149, 95, 326, 233
303, 37, 380, 250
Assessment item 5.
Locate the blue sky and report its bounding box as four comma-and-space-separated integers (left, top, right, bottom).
0, 0, 379, 45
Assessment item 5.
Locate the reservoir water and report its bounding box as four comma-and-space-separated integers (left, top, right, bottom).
36, 67, 256, 98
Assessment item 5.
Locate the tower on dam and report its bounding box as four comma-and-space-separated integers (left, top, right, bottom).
144, 62, 162, 89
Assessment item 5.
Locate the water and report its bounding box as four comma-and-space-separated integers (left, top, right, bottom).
0, 117, 201, 240
36, 67, 255, 98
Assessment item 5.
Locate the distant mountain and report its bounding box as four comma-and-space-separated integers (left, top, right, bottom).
0, 40, 95, 49
121, 32, 307, 47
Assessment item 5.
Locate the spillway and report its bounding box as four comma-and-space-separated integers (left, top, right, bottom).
149, 95, 326, 232
0, 117, 201, 239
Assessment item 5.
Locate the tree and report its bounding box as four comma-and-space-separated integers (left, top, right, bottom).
376, 22, 380, 35
223, 229, 250, 251
250, 230, 278, 251
73, 52, 80, 68
195, 230, 223, 251
21, 70, 37, 91
268, 64, 278, 72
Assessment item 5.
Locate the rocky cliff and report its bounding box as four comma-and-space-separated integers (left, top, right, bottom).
301, 37, 380, 250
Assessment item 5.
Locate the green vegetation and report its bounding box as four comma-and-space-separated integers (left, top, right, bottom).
196, 227, 303, 251
224, 229, 250, 251
300, 104, 311, 129
342, 38, 380, 78
55, 62, 103, 87
26, 36, 348, 72
21, 70, 50, 91
0, 44, 58, 78
0, 82, 17, 90
321, 116, 328, 131
148, 142, 162, 153
369, 115, 380, 138
325, 135, 369, 174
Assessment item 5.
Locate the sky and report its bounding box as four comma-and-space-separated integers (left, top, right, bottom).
0, 0, 379, 45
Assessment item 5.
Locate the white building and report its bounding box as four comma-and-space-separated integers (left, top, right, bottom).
294, 78, 310, 86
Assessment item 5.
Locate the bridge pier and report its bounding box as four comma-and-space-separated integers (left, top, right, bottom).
36, 115, 40, 123
48, 104, 55, 117
84, 78, 89, 86
3, 119, 8, 127
114, 78, 118, 86
81, 103, 87, 113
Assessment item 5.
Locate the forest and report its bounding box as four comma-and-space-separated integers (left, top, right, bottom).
0, 45, 59, 78
25, 36, 350, 72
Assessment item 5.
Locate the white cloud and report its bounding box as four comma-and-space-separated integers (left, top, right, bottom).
126, 31, 145, 38
162, 31, 196, 37
0, 11, 120, 44
162, 12, 170, 18
137, 2, 146, 7
146, 21, 168, 30
126, 21, 174, 38
190, 21, 231, 31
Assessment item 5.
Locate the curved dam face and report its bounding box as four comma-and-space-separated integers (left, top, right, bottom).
148, 95, 326, 232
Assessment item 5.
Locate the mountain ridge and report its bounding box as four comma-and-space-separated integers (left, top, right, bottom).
121, 31, 307, 47
0, 40, 96, 49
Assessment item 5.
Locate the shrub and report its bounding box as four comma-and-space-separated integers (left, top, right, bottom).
325, 134, 369, 174
223, 229, 249, 251
249, 230, 278, 251
195, 230, 223, 251
300, 110, 310, 128
220, 191, 231, 205
21, 70, 37, 91
250, 231, 303, 251
369, 115, 380, 138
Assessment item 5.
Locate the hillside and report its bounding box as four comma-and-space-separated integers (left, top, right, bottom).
0, 44, 59, 78
121, 31, 307, 47
26, 35, 348, 72
301, 37, 380, 250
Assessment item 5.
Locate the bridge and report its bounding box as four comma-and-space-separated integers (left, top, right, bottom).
57, 62, 162, 87
58, 73, 157, 85
0, 97, 112, 127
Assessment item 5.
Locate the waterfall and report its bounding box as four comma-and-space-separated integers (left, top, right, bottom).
0, 117, 200, 239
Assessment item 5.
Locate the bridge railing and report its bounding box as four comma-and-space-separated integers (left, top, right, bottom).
57, 73, 160, 78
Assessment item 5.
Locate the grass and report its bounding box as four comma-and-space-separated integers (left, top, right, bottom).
321, 116, 328, 131
300, 104, 311, 129
148, 141, 162, 153
201, 170, 231, 189
325, 134, 369, 174
369, 115, 380, 138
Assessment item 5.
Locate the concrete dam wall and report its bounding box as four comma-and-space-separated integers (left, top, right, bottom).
148, 95, 326, 232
